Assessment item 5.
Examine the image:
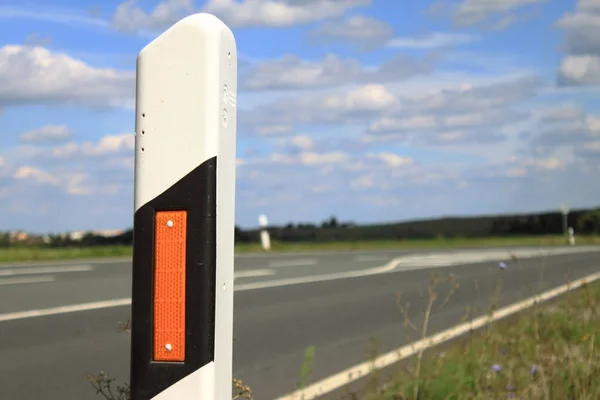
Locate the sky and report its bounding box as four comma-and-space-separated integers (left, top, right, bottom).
0, 0, 600, 233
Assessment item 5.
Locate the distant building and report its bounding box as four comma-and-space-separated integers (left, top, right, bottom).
9, 231, 28, 242
93, 229, 126, 237
69, 231, 87, 241
68, 229, 126, 241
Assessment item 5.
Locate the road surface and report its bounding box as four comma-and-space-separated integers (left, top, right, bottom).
0, 246, 599, 399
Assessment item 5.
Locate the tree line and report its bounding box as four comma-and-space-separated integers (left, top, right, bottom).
2, 207, 600, 248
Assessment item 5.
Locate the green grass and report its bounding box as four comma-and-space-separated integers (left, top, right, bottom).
236, 235, 600, 253
361, 278, 600, 400
0, 245, 133, 263
2, 235, 599, 263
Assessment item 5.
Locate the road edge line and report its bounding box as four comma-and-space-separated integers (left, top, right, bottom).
0, 298, 132, 322
274, 270, 600, 400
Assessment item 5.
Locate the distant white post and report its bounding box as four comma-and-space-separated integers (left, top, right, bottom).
130, 13, 237, 400
561, 204, 570, 244
568, 227, 575, 246
258, 214, 271, 251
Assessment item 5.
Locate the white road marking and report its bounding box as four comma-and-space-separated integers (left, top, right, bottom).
0, 276, 56, 286
387, 247, 600, 271
268, 259, 317, 268
354, 255, 389, 262
2, 247, 599, 322
236, 256, 403, 292
234, 269, 275, 279
0, 298, 132, 322
0, 257, 403, 322
275, 270, 600, 400
0, 265, 94, 276
0, 258, 131, 268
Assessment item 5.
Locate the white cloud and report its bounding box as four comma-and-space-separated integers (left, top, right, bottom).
255, 125, 293, 137
245, 83, 399, 130
556, 1, 600, 57
14, 166, 99, 196
0, 5, 109, 29
241, 53, 432, 91
341, 84, 397, 110
351, 176, 374, 189
112, 0, 194, 33
204, 0, 371, 28
0, 45, 134, 109
588, 115, 600, 133
245, 73, 539, 147
558, 55, 600, 86
370, 152, 414, 168
290, 135, 314, 150
533, 103, 586, 122
14, 166, 61, 186
20, 125, 73, 143
49, 134, 135, 158
505, 167, 527, 177
111, 0, 372, 32
492, 14, 520, 30
307, 15, 394, 49
387, 32, 480, 49
555, 0, 600, 86
255, 150, 348, 167
452, 0, 545, 27
0, 156, 13, 178
299, 151, 347, 165
369, 115, 437, 132
535, 157, 564, 170
361, 76, 537, 145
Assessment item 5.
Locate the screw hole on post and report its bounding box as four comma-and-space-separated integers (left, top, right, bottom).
142, 130, 145, 135
142, 113, 145, 118
228, 52, 231, 59
141, 148, 145, 152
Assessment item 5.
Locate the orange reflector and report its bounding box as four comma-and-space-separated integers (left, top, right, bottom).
153, 210, 187, 362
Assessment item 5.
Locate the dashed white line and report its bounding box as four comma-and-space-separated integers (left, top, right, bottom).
268, 259, 317, 268
236, 256, 403, 292
0, 276, 56, 286
234, 269, 276, 279
0, 298, 132, 322
2, 247, 599, 323
0, 265, 94, 277
354, 255, 389, 262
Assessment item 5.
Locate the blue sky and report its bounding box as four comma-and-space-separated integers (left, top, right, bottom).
1, 0, 600, 233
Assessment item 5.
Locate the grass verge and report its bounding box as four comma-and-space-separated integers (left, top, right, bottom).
362, 278, 600, 399
0, 245, 133, 263
2, 235, 600, 262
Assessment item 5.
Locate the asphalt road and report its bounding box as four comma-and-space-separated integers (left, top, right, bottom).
0, 246, 599, 400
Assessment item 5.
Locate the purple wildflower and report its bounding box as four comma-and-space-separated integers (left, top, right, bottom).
499, 262, 507, 270
492, 363, 502, 372
531, 365, 539, 375
506, 384, 517, 399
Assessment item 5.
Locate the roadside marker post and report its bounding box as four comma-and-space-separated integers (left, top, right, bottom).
130, 13, 237, 400
258, 214, 271, 251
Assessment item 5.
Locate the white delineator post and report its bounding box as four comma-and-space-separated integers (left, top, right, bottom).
568, 227, 575, 246
258, 214, 271, 251
561, 204, 570, 244
130, 13, 237, 400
